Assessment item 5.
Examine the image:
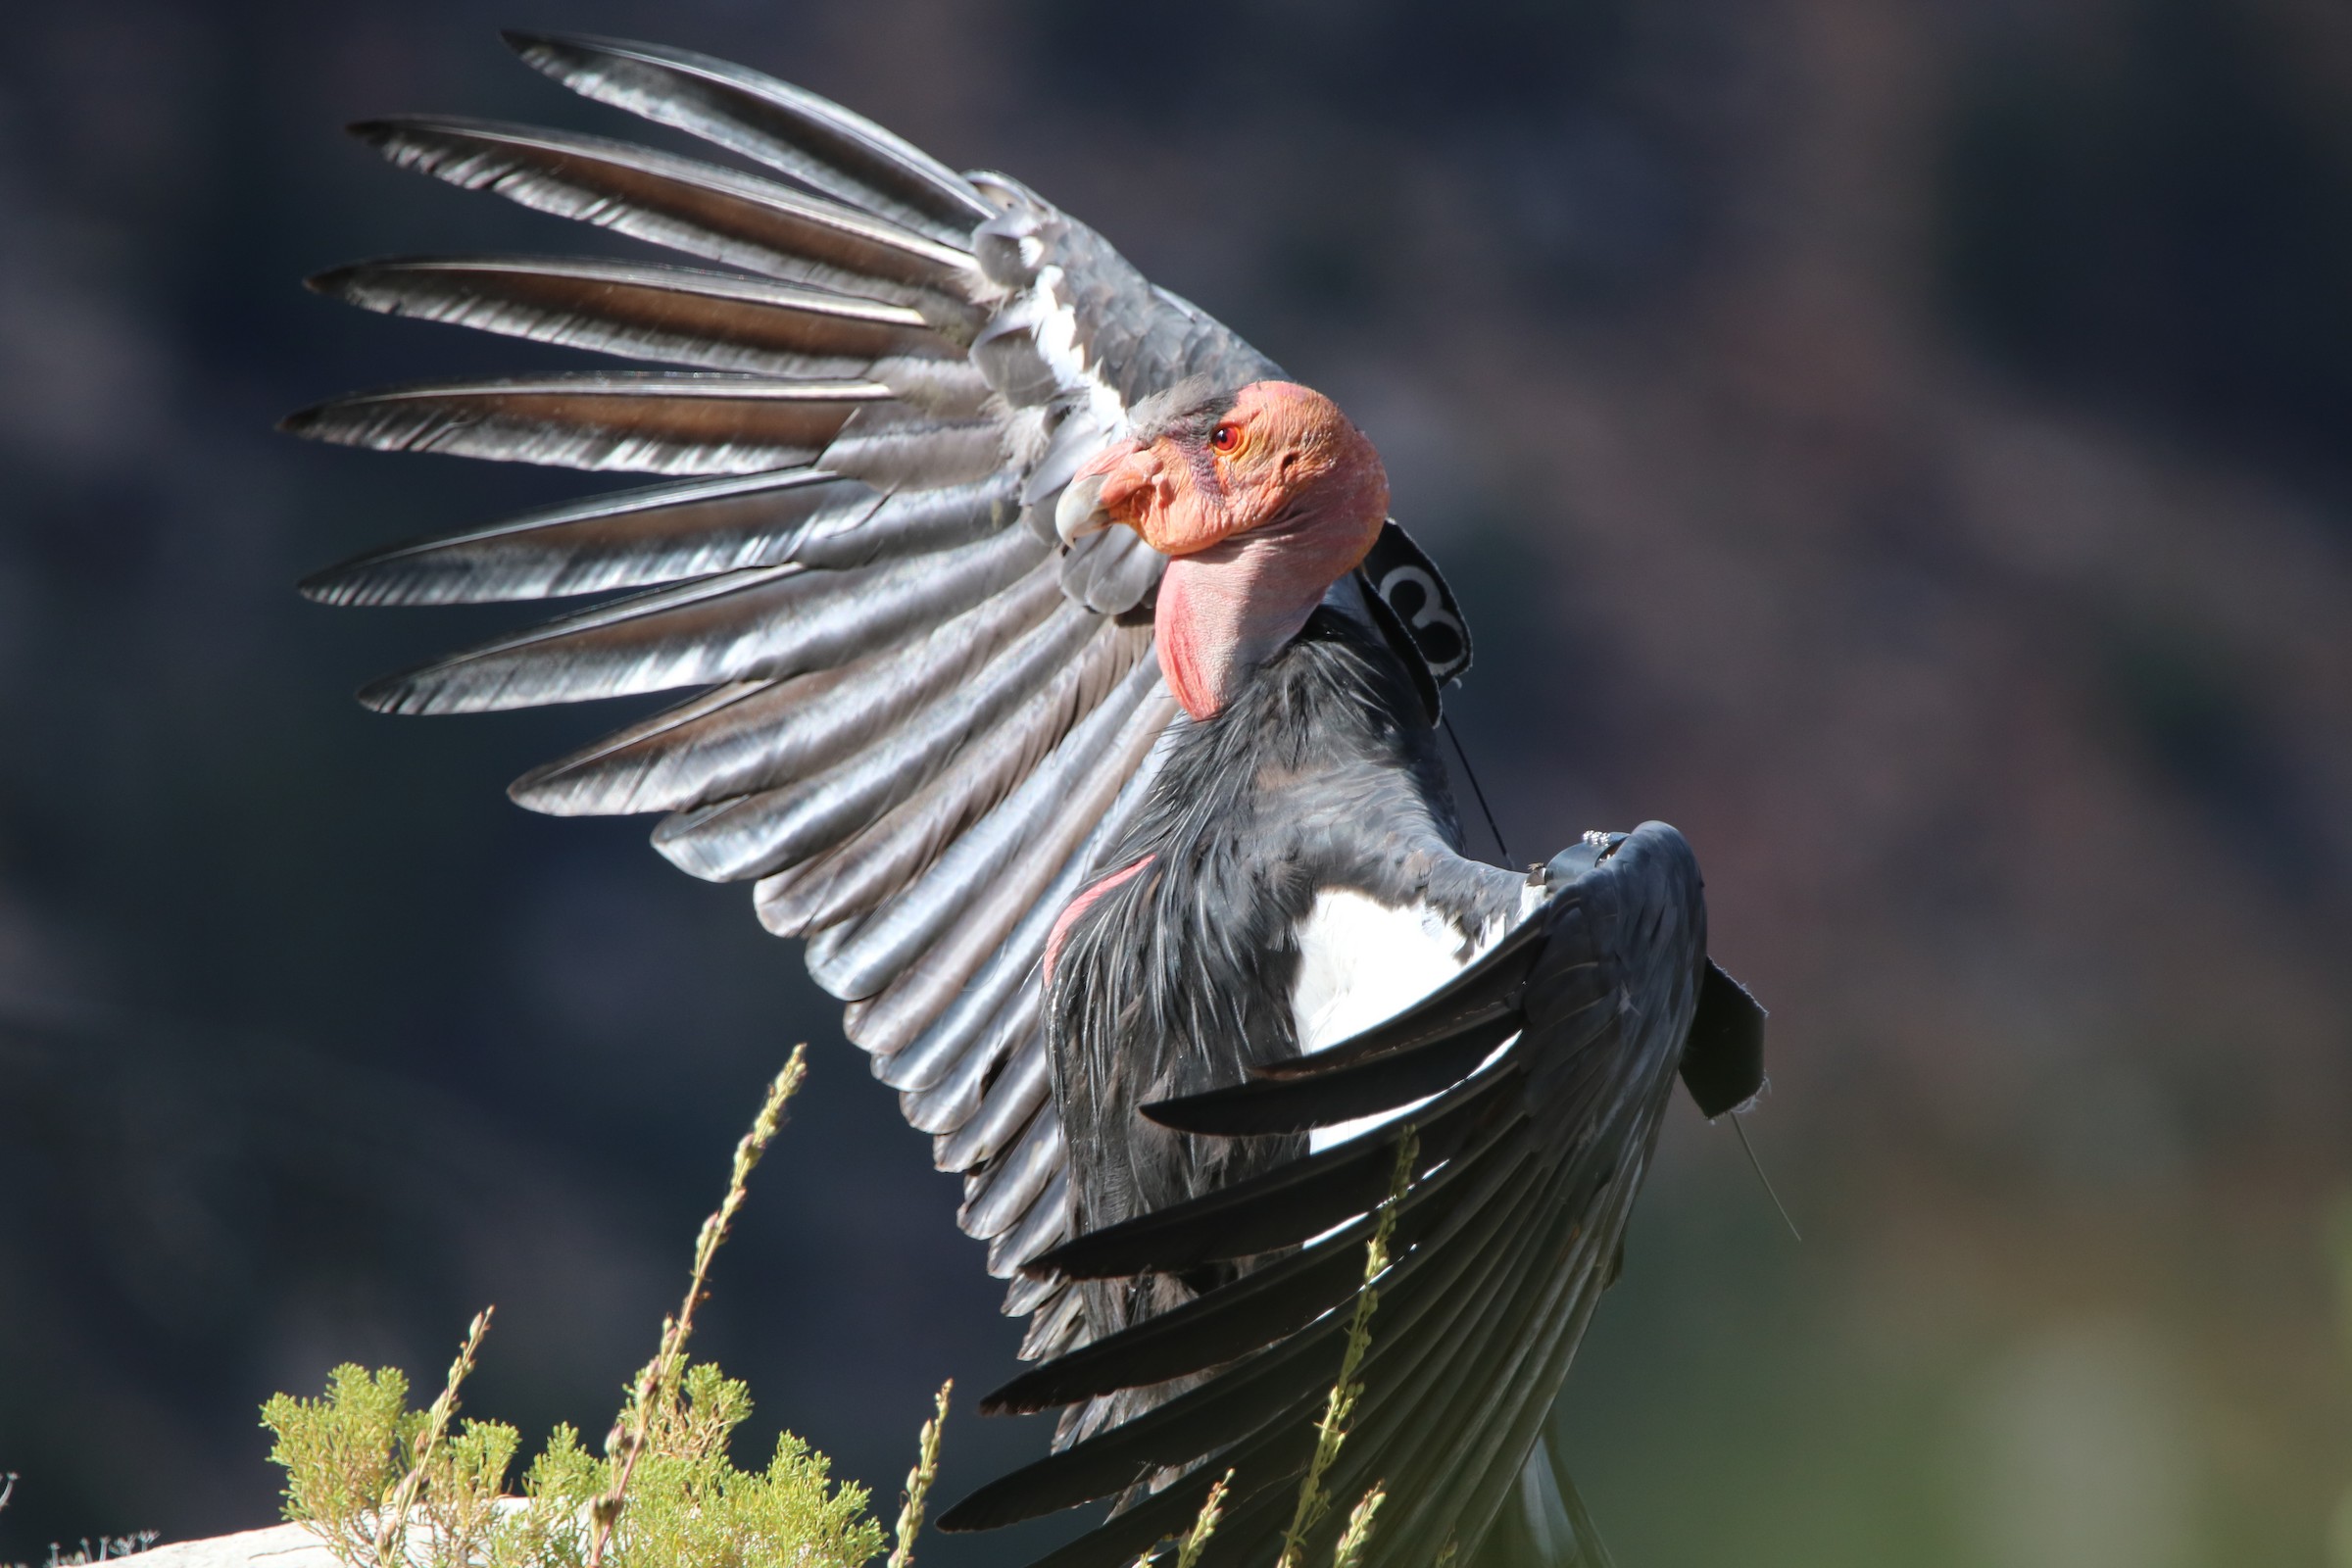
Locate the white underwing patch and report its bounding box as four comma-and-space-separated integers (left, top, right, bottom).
1291, 886, 1520, 1152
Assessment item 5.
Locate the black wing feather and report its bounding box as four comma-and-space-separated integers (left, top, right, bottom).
940, 825, 1713, 1568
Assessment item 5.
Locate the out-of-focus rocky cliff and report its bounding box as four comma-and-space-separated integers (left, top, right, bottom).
1, 3, 2347, 1566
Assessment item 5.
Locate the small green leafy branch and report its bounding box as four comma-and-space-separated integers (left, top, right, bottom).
262, 1046, 941, 1568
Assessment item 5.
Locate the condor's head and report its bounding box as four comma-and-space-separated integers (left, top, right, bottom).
1056, 380, 1390, 720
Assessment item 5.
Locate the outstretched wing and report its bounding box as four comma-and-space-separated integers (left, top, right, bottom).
286, 32, 1283, 1337
936, 824, 1733, 1568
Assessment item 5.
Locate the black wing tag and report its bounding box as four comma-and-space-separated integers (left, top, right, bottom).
1679, 960, 1767, 1118
1361, 519, 1474, 687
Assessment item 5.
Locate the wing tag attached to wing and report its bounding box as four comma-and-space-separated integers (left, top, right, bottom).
1361, 519, 1474, 687
1679, 959, 1767, 1118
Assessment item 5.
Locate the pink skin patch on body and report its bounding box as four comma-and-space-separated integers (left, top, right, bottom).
1043, 854, 1156, 989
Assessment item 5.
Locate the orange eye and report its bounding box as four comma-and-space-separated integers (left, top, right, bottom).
1209, 421, 1243, 455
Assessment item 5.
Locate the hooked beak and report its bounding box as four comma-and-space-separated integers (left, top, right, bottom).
1057, 438, 1154, 546
1055, 470, 1113, 545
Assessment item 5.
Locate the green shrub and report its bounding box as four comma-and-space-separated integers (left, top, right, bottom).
494, 1363, 881, 1568
262, 1049, 901, 1568
259, 1044, 1401, 1568
261, 1359, 514, 1568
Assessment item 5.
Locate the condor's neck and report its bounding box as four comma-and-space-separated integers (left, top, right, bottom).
1152, 508, 1380, 720
1119, 608, 1527, 945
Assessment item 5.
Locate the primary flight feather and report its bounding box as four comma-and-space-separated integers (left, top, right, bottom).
288, 32, 1769, 1568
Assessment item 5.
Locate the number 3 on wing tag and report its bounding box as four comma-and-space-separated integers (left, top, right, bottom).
1361, 519, 1473, 687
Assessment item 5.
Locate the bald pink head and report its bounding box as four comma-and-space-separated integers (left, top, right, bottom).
1061, 380, 1390, 718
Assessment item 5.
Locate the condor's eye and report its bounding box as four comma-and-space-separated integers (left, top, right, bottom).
1209, 421, 1243, 455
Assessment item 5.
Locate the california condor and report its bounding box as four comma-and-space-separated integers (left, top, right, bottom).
286, 33, 1770, 1568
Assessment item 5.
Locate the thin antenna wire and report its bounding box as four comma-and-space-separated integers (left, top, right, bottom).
1442, 714, 1511, 864
1731, 1114, 1802, 1243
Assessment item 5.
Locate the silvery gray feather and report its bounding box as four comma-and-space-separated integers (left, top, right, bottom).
505, 31, 996, 245
350, 117, 984, 321
310, 257, 965, 382
282, 373, 895, 474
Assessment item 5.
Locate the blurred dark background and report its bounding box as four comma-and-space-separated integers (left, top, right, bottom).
2, 1, 2350, 1565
